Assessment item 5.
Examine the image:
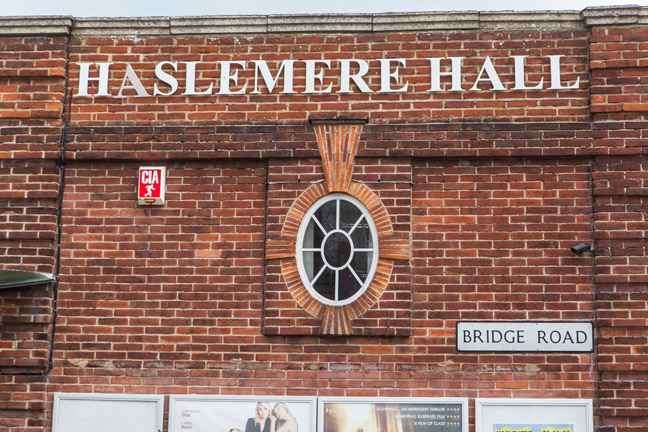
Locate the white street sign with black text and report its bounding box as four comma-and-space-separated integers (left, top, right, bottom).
457, 322, 593, 352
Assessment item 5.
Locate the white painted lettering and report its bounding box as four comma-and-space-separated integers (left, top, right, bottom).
380, 58, 408, 93
549, 55, 580, 90
75, 54, 581, 98
77, 62, 110, 97
183, 62, 212, 96
304, 60, 332, 94
154, 61, 178, 96
118, 64, 149, 97
219, 61, 247, 95
340, 59, 371, 93
252, 60, 295, 94
429, 57, 463, 92
470, 56, 505, 91
512, 55, 543, 90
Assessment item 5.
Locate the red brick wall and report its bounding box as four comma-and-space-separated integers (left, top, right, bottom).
0, 161, 57, 372
0, 17, 647, 432
0, 162, 59, 272
0, 34, 66, 432
590, 26, 648, 120
593, 156, 648, 432
39, 155, 596, 432
412, 159, 594, 394
589, 23, 648, 432
55, 161, 266, 369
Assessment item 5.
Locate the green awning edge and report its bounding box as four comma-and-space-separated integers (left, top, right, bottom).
0, 270, 55, 290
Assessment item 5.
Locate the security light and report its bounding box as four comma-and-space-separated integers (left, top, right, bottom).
570, 243, 593, 255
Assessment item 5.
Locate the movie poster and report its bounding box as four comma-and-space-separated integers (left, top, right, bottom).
169, 396, 317, 432
319, 398, 468, 432
475, 399, 593, 432
493, 425, 573, 432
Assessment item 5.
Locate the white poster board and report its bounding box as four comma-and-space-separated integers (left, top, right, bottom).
52, 393, 164, 432
169, 395, 317, 432
475, 399, 593, 432
319, 397, 469, 432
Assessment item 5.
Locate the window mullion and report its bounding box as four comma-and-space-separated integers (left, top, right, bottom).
348, 214, 364, 234
312, 214, 326, 235
335, 269, 339, 301
336, 199, 340, 230
348, 265, 363, 285
311, 265, 327, 285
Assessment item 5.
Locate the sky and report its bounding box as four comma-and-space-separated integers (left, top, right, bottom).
4, 0, 647, 17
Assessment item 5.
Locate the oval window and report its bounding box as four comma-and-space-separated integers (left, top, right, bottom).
296, 193, 379, 306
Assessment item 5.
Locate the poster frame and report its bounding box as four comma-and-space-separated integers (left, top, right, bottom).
475, 398, 593, 432
317, 396, 469, 432
168, 394, 318, 432
52, 392, 164, 432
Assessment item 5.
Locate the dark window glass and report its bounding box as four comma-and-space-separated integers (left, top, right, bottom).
314, 200, 337, 232
303, 251, 325, 282
323, 232, 351, 268
350, 251, 372, 282
338, 268, 361, 300
303, 218, 325, 248
313, 267, 335, 300
340, 200, 362, 232
350, 219, 372, 248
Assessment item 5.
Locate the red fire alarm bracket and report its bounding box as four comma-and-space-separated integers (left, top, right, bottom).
137, 166, 166, 206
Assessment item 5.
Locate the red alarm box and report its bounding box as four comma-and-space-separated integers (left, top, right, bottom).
137, 166, 166, 206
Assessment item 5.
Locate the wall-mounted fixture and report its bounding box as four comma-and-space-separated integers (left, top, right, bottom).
570, 243, 593, 255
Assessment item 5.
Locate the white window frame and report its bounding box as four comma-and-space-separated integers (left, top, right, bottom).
296, 193, 379, 306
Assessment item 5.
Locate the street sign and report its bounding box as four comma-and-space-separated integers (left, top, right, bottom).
457, 322, 593, 352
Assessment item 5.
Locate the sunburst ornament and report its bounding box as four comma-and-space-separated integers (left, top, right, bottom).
266, 119, 410, 335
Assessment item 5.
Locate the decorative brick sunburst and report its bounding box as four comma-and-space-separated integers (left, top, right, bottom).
265, 119, 410, 335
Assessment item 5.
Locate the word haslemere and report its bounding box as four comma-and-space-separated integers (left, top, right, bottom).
76, 55, 580, 97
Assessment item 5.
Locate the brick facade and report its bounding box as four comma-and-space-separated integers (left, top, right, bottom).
0, 6, 647, 432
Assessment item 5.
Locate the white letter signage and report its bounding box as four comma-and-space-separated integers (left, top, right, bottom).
457, 321, 593, 352
75, 55, 581, 97
76, 62, 110, 97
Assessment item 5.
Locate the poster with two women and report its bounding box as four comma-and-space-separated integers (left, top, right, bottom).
169, 396, 316, 432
